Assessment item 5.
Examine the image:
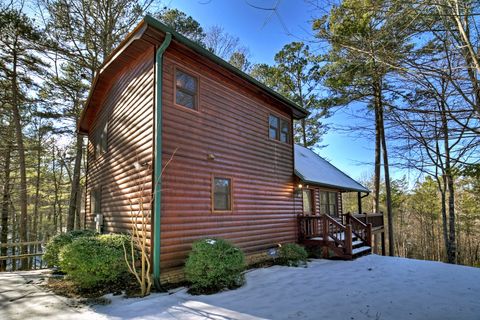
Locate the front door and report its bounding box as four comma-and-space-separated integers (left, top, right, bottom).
302, 189, 314, 215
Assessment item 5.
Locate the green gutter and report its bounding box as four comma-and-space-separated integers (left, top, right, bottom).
153, 32, 172, 290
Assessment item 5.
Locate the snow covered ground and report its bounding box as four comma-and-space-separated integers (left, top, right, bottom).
1, 255, 479, 320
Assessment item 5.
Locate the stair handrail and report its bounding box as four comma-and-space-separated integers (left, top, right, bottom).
346, 213, 372, 246
323, 214, 353, 255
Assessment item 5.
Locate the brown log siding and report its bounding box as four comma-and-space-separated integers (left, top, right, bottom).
159, 47, 296, 270
85, 49, 155, 235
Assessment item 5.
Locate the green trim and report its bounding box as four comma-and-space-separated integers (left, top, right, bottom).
143, 15, 308, 120
153, 32, 172, 290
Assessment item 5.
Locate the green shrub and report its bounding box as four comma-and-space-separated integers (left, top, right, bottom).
277, 243, 308, 267
185, 238, 246, 294
44, 229, 97, 267
59, 234, 131, 289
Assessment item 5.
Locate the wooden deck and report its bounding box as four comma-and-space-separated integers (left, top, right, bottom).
298, 213, 385, 259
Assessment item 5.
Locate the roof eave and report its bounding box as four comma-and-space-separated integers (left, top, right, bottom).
294, 170, 370, 193
143, 15, 308, 120
78, 20, 149, 134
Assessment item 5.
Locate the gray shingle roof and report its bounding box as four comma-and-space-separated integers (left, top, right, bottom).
294, 144, 369, 193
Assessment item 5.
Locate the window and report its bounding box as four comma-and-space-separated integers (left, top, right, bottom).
319, 191, 338, 217
91, 188, 101, 215
95, 120, 108, 158
213, 177, 232, 211
175, 69, 198, 109
91, 187, 103, 233
269, 115, 279, 140
280, 120, 290, 143
268, 114, 290, 143
302, 189, 314, 214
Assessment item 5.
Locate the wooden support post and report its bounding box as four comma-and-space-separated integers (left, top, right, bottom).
366, 223, 372, 247
345, 224, 353, 256
381, 231, 386, 256
322, 215, 328, 245
357, 192, 362, 215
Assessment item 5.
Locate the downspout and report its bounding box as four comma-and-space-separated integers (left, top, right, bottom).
153, 32, 172, 289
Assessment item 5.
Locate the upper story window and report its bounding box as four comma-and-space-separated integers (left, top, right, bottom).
213, 177, 232, 211
268, 114, 291, 143
175, 69, 198, 109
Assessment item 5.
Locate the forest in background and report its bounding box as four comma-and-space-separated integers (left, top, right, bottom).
0, 0, 479, 270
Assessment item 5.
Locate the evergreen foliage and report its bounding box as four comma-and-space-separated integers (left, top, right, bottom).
58, 234, 132, 289
43, 229, 97, 268
277, 243, 308, 267
185, 238, 246, 294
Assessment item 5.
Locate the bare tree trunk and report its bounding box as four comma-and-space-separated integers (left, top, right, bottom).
11, 48, 29, 270
0, 134, 13, 271
58, 160, 64, 234
75, 187, 82, 230
31, 128, 43, 268
52, 145, 58, 235
378, 93, 394, 256
440, 103, 457, 263
439, 177, 450, 260
67, 133, 83, 231
373, 89, 381, 214
301, 119, 307, 147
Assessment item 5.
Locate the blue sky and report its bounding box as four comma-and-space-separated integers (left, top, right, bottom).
165, 0, 394, 182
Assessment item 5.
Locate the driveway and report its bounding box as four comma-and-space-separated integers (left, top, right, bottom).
0, 269, 101, 320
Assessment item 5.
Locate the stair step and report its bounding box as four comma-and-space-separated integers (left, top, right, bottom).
352, 246, 371, 256
352, 240, 364, 248
330, 232, 358, 241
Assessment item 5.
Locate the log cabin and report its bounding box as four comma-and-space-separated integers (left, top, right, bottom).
79, 15, 385, 285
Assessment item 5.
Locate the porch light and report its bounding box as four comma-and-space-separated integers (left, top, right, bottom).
295, 184, 303, 197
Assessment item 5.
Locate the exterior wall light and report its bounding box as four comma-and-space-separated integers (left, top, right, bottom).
295, 183, 303, 197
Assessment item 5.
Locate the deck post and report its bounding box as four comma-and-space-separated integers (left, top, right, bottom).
381, 231, 386, 256
345, 224, 353, 256
366, 223, 372, 247
322, 215, 328, 245
357, 192, 362, 215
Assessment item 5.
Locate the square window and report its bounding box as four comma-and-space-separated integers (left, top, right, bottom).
319, 191, 338, 216
268, 114, 290, 143
213, 177, 232, 211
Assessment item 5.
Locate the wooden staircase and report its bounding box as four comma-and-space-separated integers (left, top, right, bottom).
298, 213, 373, 260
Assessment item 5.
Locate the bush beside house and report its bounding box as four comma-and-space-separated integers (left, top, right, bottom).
44, 229, 97, 268
58, 234, 132, 289
185, 238, 246, 294
277, 243, 308, 267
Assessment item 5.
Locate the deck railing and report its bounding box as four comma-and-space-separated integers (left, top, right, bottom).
298, 214, 352, 256
350, 213, 384, 230
346, 213, 372, 247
